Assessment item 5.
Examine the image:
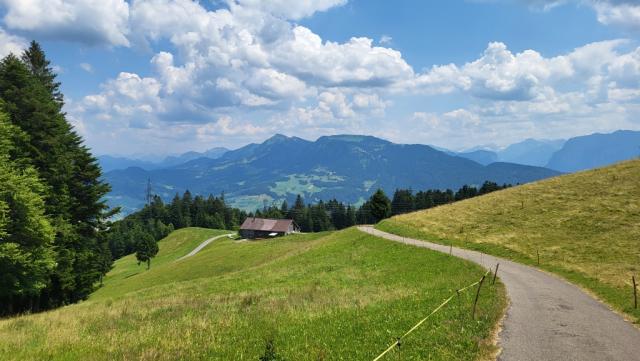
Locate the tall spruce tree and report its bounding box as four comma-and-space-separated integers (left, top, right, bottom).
0, 43, 112, 311
369, 189, 392, 223
20, 41, 63, 106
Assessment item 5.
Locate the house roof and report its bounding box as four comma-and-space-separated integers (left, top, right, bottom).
240, 218, 295, 233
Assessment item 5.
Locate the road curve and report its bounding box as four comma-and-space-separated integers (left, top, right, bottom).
176, 233, 235, 261
358, 225, 640, 361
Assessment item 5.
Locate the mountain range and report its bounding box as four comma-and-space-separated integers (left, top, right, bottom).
103, 134, 559, 214
101, 130, 640, 214
546, 130, 640, 172
455, 139, 565, 167
98, 147, 228, 172
454, 130, 640, 172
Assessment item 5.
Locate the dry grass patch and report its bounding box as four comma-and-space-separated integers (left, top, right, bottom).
379, 159, 640, 323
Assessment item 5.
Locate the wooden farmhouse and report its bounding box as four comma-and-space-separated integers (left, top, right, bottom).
239, 218, 300, 239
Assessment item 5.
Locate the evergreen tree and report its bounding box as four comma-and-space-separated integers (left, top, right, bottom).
289, 194, 306, 227
0, 43, 112, 310
182, 190, 193, 227
369, 189, 391, 223
345, 205, 357, 228
20, 41, 63, 105
0, 113, 56, 314
169, 194, 185, 228
310, 201, 331, 232
479, 181, 501, 195
391, 189, 415, 215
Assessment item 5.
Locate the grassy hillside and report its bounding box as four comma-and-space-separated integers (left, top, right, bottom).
0, 227, 505, 360
379, 159, 640, 324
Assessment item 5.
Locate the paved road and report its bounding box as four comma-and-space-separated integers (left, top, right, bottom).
176, 233, 234, 261
358, 226, 640, 361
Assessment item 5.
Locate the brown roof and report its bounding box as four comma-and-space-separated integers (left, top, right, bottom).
240, 218, 295, 233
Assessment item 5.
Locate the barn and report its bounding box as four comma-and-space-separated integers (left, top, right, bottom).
239, 218, 300, 239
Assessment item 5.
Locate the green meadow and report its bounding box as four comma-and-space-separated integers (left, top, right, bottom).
0, 227, 505, 360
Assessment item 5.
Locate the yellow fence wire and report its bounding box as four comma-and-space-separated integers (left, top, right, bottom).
372, 270, 491, 361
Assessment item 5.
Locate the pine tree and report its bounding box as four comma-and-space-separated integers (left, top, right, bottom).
391, 189, 415, 215
169, 194, 185, 228
290, 194, 306, 226
346, 205, 357, 227
182, 190, 193, 227
0, 43, 112, 310
20, 41, 63, 106
369, 189, 391, 223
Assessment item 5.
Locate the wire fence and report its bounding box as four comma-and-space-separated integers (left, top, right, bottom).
372, 270, 492, 361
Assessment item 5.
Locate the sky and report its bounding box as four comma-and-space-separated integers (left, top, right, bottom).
0, 0, 639, 156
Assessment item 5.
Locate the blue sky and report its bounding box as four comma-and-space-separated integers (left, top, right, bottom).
0, 0, 639, 156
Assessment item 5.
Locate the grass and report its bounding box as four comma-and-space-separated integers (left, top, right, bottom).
378, 159, 640, 325
0, 227, 506, 360
269, 174, 344, 197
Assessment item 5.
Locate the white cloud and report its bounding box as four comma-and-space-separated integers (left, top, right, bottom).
412, 112, 440, 128
413, 41, 577, 100
197, 115, 266, 138
379, 35, 392, 45
0, 26, 26, 57
412, 40, 640, 105
26, 0, 637, 153
271, 28, 413, 87
79, 62, 93, 73
76, 0, 408, 135
522, 0, 640, 32
443, 109, 481, 126
76, 72, 164, 129
594, 2, 640, 31
0, 0, 130, 46
232, 0, 347, 20
243, 68, 308, 100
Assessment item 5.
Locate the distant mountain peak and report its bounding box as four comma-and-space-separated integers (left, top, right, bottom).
317, 134, 391, 145
263, 133, 292, 144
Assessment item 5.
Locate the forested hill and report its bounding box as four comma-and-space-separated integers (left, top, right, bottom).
0, 42, 112, 316
105, 134, 560, 213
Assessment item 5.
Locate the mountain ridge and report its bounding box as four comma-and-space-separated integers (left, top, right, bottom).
104, 134, 559, 214
546, 130, 640, 172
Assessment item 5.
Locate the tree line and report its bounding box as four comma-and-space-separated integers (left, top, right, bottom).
108, 180, 509, 268
0, 42, 112, 316
253, 181, 510, 232
106, 192, 248, 263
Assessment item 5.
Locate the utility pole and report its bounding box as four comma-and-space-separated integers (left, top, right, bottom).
146, 177, 153, 206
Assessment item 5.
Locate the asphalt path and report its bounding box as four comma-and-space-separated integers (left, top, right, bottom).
358, 225, 640, 361
176, 233, 234, 261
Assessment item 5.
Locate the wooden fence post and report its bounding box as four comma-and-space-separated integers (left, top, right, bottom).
492, 263, 500, 285
472, 274, 487, 319
633, 276, 637, 309
537, 250, 540, 265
